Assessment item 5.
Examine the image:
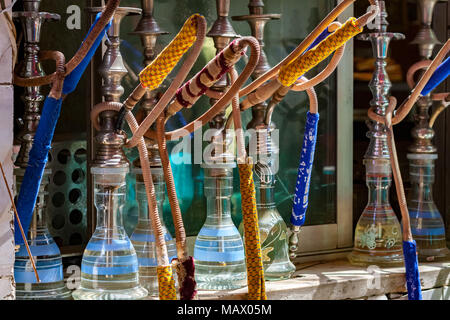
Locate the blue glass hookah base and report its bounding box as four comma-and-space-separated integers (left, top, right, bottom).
409, 210, 446, 236
15, 241, 64, 283
82, 239, 139, 276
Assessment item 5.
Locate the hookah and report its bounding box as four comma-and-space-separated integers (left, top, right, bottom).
12, 0, 119, 252
128, 0, 177, 298
12, 0, 68, 300
403, 0, 450, 262
190, 0, 247, 291
72, 4, 149, 300
367, 38, 450, 300
11, 0, 115, 299
232, 0, 297, 281
348, 0, 406, 267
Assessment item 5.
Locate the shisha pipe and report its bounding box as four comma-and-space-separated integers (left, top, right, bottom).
12, 2, 117, 245
366, 42, 450, 300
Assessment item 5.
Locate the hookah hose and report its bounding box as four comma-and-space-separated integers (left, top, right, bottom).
229, 68, 266, 300
129, 36, 259, 146
13, 11, 113, 245
238, 0, 377, 98
239, 6, 377, 116
367, 97, 423, 300
429, 94, 450, 128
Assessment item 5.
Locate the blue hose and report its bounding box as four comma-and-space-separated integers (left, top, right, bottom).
421, 56, 450, 96
291, 112, 319, 227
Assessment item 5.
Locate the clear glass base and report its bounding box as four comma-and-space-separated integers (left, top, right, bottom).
72, 286, 148, 300
347, 250, 404, 268
16, 281, 72, 300
195, 267, 247, 291
263, 261, 296, 281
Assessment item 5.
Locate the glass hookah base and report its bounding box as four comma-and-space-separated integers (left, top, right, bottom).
72, 273, 148, 300
195, 261, 247, 291
415, 238, 450, 262
72, 285, 148, 300
15, 281, 72, 300
263, 260, 296, 281
347, 249, 404, 268
137, 266, 179, 298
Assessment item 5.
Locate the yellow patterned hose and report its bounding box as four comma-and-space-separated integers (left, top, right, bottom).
238, 163, 267, 300
139, 14, 200, 90
157, 265, 177, 300
278, 17, 362, 87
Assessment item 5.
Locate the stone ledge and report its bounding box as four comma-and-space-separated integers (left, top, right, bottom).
197, 259, 450, 300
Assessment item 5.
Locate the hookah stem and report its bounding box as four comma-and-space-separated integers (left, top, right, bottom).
0, 161, 40, 283
14, 0, 120, 87
216, 177, 223, 253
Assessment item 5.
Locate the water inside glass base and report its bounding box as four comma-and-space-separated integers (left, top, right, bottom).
16, 281, 72, 300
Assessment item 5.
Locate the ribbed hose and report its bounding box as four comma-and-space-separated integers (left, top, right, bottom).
90, 101, 177, 300
156, 115, 186, 258
156, 114, 197, 300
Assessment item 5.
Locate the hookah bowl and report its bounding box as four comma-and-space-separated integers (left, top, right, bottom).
14, 170, 72, 299
13, 1, 70, 300
193, 136, 247, 290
